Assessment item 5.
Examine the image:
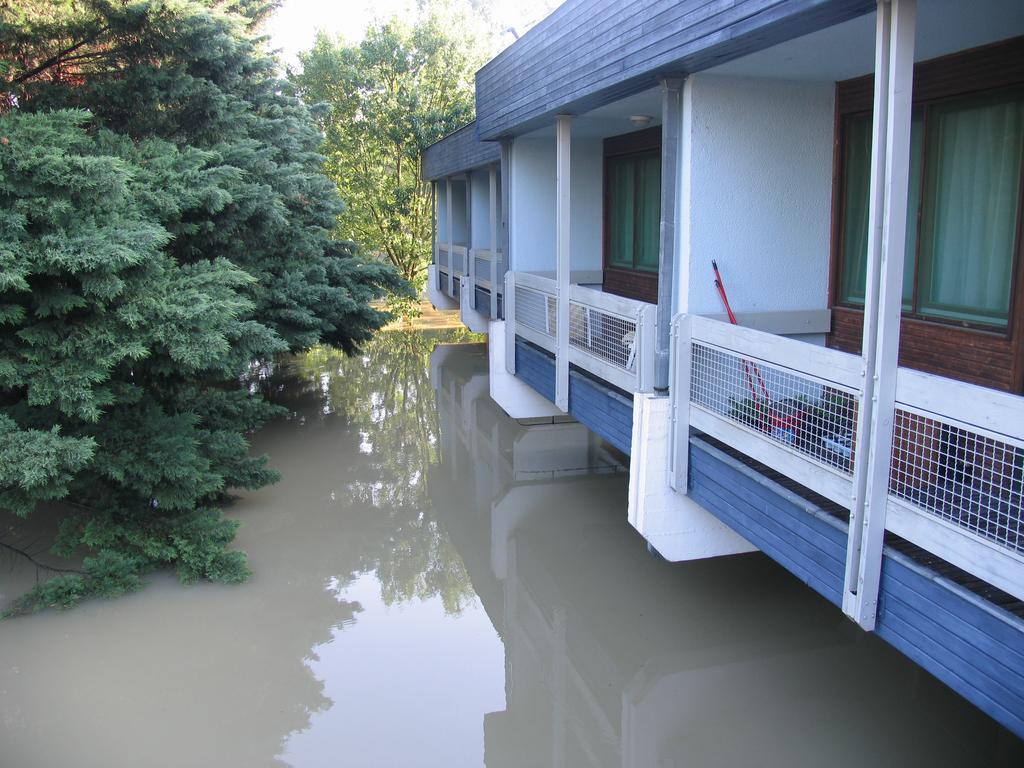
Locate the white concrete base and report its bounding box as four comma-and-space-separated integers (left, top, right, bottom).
628, 393, 757, 561
488, 320, 564, 420
426, 265, 458, 311
459, 276, 489, 334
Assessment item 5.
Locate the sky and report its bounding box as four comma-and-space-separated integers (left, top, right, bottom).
268, 0, 565, 69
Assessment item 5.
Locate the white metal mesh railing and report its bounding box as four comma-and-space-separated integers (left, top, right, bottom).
515, 284, 556, 339
568, 302, 637, 372
451, 248, 464, 275
474, 255, 491, 284
690, 341, 859, 473
890, 409, 1023, 554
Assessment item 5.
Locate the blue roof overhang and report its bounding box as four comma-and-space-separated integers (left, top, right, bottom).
475, 0, 875, 140
421, 122, 501, 181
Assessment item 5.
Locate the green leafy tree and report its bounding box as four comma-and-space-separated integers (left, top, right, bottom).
0, 0, 406, 615
291, 7, 483, 287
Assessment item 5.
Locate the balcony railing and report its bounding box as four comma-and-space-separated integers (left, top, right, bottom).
671, 314, 1024, 603
435, 242, 506, 317
506, 271, 656, 395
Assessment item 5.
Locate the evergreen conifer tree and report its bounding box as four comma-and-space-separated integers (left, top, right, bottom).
0, 0, 408, 614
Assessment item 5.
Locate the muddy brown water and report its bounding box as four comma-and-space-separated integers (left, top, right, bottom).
1, 330, 1021, 767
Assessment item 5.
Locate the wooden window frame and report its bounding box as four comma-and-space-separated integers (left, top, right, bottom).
829, 36, 1024, 393
602, 126, 661, 304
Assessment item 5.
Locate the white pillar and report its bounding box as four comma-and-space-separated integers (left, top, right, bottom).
465, 174, 474, 307
446, 176, 455, 296
555, 115, 572, 412
431, 181, 437, 269
843, 0, 916, 631
489, 165, 499, 320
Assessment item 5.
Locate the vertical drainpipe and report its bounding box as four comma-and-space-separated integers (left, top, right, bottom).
844, 0, 916, 631
655, 77, 685, 394
555, 115, 572, 413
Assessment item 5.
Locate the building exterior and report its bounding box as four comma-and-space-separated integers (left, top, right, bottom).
421, 0, 1024, 737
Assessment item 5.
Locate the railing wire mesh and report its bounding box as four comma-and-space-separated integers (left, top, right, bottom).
568, 303, 637, 372
515, 285, 556, 338
690, 341, 859, 473
474, 256, 491, 284
890, 409, 1023, 554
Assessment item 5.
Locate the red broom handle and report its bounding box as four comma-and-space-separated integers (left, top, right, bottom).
712, 261, 771, 405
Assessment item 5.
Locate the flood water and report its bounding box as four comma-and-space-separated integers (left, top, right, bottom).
1, 329, 1022, 767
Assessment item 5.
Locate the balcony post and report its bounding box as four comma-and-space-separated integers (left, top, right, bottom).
555, 115, 572, 412
446, 176, 455, 296
844, 0, 916, 631
504, 271, 516, 374
656, 76, 685, 394
669, 313, 691, 492
465, 173, 474, 308
490, 165, 499, 320
431, 181, 437, 268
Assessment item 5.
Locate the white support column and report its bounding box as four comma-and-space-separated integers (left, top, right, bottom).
636, 303, 657, 392
504, 271, 516, 374
555, 115, 572, 412
843, 0, 916, 631
446, 177, 455, 296
465, 174, 474, 308
431, 181, 437, 267
489, 165, 499, 320
669, 314, 692, 492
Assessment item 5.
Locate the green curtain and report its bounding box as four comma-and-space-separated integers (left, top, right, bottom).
840, 115, 873, 304
636, 154, 661, 271
917, 92, 1023, 326
608, 151, 661, 272
608, 157, 635, 269
841, 113, 921, 308
842, 92, 1022, 327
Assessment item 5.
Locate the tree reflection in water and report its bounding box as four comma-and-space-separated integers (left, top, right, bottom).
255, 328, 483, 616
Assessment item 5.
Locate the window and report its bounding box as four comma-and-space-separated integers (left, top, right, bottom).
838, 88, 1024, 329
607, 151, 661, 273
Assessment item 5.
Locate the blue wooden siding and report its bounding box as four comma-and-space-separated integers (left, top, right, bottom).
688, 439, 847, 605
514, 338, 556, 402
476, 0, 874, 139
514, 338, 634, 454
422, 121, 500, 180
688, 437, 1024, 739
474, 288, 504, 320
876, 554, 1024, 737
569, 371, 633, 455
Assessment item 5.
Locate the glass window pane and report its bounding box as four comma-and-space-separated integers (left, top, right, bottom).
840, 114, 872, 305
903, 113, 924, 310
636, 154, 661, 272
841, 113, 923, 308
917, 92, 1023, 326
608, 157, 635, 269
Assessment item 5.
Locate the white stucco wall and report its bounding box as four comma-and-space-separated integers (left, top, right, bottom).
509, 136, 603, 273
450, 178, 469, 245
569, 138, 603, 273
509, 138, 555, 272
677, 74, 835, 317
470, 169, 493, 249
436, 183, 449, 243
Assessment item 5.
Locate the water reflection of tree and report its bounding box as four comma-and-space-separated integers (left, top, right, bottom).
264, 329, 481, 615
